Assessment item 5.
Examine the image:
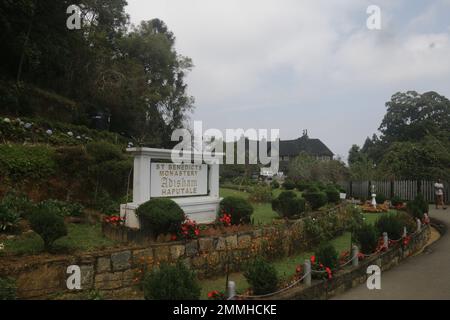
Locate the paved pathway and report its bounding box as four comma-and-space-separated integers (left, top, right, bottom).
333, 207, 450, 300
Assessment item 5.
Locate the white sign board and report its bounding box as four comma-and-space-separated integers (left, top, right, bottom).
150, 163, 208, 197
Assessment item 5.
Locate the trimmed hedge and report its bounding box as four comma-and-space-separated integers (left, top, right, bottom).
142, 262, 201, 300
315, 243, 339, 269
29, 204, 68, 251
271, 191, 306, 218
136, 198, 185, 237
219, 196, 254, 225
303, 191, 328, 210
324, 186, 340, 204
282, 179, 296, 190
244, 257, 278, 295
353, 223, 378, 254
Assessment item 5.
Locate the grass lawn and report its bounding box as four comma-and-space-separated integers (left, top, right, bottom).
1, 223, 117, 255
219, 187, 303, 225
362, 210, 396, 225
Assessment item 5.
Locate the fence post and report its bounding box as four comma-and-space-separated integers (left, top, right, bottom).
352, 245, 359, 267
227, 281, 236, 300
383, 232, 389, 249
403, 226, 407, 238
304, 259, 311, 286
416, 218, 422, 232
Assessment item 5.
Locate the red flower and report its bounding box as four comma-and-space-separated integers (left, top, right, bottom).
325, 267, 332, 279
310, 255, 316, 264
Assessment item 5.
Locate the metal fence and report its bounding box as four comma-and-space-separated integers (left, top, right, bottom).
338, 180, 449, 203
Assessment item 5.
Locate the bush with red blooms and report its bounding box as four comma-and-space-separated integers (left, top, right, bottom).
402, 235, 412, 247
207, 290, 226, 300
178, 217, 200, 240
104, 215, 124, 226
218, 210, 232, 227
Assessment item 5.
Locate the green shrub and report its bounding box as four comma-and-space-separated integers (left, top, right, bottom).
137, 199, 185, 237
0, 204, 20, 232
303, 191, 328, 210
142, 262, 201, 300
375, 214, 403, 240
303, 216, 326, 245
29, 205, 68, 251
324, 186, 340, 204
0, 144, 56, 180
375, 194, 387, 204
353, 223, 378, 254
315, 243, 339, 269
86, 141, 124, 162
306, 184, 320, 193
0, 277, 16, 300
271, 191, 306, 218
390, 196, 403, 207
295, 181, 311, 191
1, 191, 35, 218
282, 179, 296, 190
244, 257, 278, 295
396, 211, 416, 234
38, 199, 84, 217
249, 184, 272, 203
219, 196, 254, 225
270, 180, 280, 189
407, 194, 428, 219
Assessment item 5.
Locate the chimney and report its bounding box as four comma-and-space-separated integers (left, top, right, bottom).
302, 129, 308, 138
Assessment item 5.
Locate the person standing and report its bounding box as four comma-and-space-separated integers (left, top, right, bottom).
434, 179, 447, 209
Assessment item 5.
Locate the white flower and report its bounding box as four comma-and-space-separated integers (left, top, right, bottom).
46, 129, 53, 135
76, 135, 81, 139
3, 118, 11, 123
0, 243, 4, 250
24, 123, 32, 129
67, 131, 74, 137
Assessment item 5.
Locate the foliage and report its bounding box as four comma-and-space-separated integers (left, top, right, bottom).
375, 214, 403, 240
142, 262, 201, 300
349, 91, 450, 180
219, 197, 254, 225
0, 144, 56, 180
0, 204, 20, 232
390, 196, 403, 207
324, 186, 340, 204
248, 184, 272, 203
0, 191, 34, 218
136, 199, 185, 237
353, 223, 378, 254
0, 277, 16, 300
270, 180, 280, 189
377, 137, 450, 180
295, 180, 311, 191
282, 179, 296, 190
396, 211, 417, 234
406, 194, 429, 220
315, 243, 339, 269
375, 194, 387, 204
38, 199, 84, 217
0, 0, 194, 146
244, 257, 278, 295
288, 153, 349, 183
28, 204, 68, 251
178, 218, 200, 240
303, 191, 328, 210
271, 191, 306, 218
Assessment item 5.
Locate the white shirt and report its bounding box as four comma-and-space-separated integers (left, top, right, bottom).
435, 183, 444, 196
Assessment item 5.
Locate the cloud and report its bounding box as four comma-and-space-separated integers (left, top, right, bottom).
125, 0, 450, 159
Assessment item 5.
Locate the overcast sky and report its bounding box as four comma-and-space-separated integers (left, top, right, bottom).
125, 0, 450, 160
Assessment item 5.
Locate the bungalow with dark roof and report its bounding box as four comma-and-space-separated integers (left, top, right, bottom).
279, 130, 334, 162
